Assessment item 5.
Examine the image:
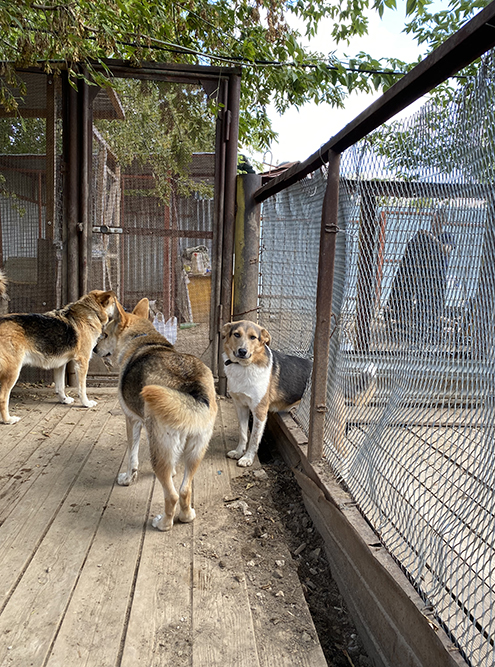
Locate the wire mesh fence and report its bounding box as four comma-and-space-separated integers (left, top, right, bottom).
0, 71, 219, 379
259, 51, 495, 667
0, 73, 63, 316
90, 77, 218, 369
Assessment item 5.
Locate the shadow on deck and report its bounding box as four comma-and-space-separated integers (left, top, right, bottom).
0, 386, 328, 667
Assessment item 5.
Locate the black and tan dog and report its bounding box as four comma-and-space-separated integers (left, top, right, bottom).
222, 320, 312, 467
94, 297, 217, 531
0, 290, 116, 424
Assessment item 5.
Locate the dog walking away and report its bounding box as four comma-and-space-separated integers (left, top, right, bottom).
0, 290, 116, 424
94, 297, 217, 532
222, 320, 312, 467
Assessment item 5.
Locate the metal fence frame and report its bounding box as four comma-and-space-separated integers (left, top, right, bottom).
253, 1, 495, 461
247, 4, 495, 666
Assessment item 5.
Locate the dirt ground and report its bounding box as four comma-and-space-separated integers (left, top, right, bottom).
228, 434, 372, 667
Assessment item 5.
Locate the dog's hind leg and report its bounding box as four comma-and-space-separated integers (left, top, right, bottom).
118, 415, 142, 486
149, 425, 181, 531
177, 430, 212, 523
53, 364, 74, 405
0, 367, 22, 424
227, 398, 250, 461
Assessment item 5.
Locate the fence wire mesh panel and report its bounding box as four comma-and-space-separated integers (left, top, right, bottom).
0, 72, 64, 382
258, 168, 324, 352
0, 72, 63, 315
335, 53, 495, 667
90, 78, 217, 370
259, 51, 495, 667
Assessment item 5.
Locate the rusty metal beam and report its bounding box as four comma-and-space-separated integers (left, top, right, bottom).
93, 60, 241, 83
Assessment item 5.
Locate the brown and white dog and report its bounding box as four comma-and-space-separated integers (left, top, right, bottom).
94, 297, 217, 531
0, 290, 116, 424
222, 320, 312, 467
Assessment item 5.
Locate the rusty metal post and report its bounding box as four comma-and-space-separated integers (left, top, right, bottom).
62, 73, 80, 387
217, 72, 241, 395
307, 151, 341, 461
209, 78, 228, 378
64, 74, 79, 307
79, 73, 90, 296
233, 173, 262, 322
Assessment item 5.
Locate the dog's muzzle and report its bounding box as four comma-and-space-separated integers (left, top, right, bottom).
235, 348, 249, 359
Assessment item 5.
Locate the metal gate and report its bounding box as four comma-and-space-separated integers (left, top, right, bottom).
0, 64, 241, 381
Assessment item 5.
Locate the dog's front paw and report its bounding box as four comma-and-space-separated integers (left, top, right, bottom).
152, 514, 173, 531
83, 400, 97, 408
118, 470, 138, 486
237, 455, 255, 468
61, 396, 75, 405
227, 448, 245, 460
3, 416, 21, 425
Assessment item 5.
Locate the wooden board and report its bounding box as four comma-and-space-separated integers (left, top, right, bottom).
0, 388, 328, 667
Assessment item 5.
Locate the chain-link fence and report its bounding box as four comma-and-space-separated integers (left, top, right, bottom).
259, 51, 495, 667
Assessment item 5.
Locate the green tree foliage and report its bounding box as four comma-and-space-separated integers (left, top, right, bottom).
0, 0, 491, 153
0, 117, 46, 154
95, 78, 216, 199
370, 52, 495, 183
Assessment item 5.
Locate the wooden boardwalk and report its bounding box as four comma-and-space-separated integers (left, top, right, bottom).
0, 386, 327, 667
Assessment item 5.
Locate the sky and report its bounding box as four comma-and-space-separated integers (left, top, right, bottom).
253, 2, 429, 167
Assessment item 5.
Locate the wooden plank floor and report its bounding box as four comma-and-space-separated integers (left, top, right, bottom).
0, 386, 328, 667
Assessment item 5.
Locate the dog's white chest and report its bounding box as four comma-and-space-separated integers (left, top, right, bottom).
223, 354, 271, 408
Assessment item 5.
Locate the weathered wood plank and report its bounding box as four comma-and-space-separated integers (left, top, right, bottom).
0, 390, 330, 667
0, 407, 89, 524
192, 398, 261, 667
120, 478, 195, 667
0, 389, 64, 460
0, 407, 125, 667
0, 394, 120, 608
46, 435, 155, 667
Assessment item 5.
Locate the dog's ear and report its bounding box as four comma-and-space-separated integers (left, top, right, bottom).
114, 299, 126, 323
221, 322, 233, 339
133, 298, 149, 319
260, 327, 271, 347
97, 290, 116, 311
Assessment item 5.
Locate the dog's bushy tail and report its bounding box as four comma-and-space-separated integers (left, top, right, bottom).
141, 384, 217, 432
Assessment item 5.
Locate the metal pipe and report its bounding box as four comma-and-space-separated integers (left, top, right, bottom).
307, 151, 340, 462
79, 73, 90, 296
233, 173, 262, 322
217, 72, 241, 395
65, 74, 79, 304
210, 78, 228, 378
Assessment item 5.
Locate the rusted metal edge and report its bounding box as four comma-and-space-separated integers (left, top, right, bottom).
254, 2, 495, 203
92, 59, 242, 81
